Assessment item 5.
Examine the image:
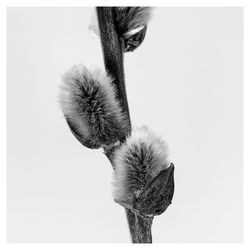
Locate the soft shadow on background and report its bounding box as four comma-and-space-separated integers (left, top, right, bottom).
7, 7, 243, 243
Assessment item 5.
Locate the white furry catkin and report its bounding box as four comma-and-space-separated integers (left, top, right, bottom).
114, 7, 152, 52
112, 126, 171, 205
90, 7, 152, 52
114, 7, 152, 34
89, 7, 152, 37
59, 64, 130, 149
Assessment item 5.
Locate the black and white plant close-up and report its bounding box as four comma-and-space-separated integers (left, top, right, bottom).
59, 7, 175, 243
7, 5, 243, 244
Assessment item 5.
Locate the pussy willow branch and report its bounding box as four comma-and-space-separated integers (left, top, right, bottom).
126, 208, 153, 243
96, 7, 131, 129
96, 7, 153, 243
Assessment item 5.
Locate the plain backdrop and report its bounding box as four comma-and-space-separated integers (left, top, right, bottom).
7, 7, 243, 243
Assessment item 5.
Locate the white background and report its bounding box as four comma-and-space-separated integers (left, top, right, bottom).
7, 7, 243, 243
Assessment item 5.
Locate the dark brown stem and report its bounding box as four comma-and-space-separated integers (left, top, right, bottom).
125, 209, 138, 243
126, 209, 153, 243
96, 7, 131, 129
96, 7, 152, 243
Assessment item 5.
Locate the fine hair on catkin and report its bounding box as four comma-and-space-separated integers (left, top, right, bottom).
59, 64, 130, 148
112, 126, 171, 204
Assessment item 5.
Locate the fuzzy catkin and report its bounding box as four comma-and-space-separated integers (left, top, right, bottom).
59, 64, 130, 149
112, 126, 171, 205
114, 7, 152, 35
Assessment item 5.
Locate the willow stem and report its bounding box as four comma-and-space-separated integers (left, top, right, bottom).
96, 7, 152, 243
125, 209, 153, 243
96, 7, 131, 129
